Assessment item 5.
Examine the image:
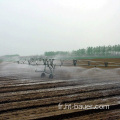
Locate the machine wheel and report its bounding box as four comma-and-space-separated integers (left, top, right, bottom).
41, 73, 46, 78
49, 74, 53, 79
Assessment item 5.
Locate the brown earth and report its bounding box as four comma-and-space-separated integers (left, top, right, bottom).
0, 59, 120, 120
77, 58, 120, 69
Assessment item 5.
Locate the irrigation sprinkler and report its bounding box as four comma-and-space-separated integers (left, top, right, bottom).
17, 57, 120, 79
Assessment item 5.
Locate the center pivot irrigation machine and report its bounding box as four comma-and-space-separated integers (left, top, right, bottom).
17, 57, 78, 79
17, 57, 120, 79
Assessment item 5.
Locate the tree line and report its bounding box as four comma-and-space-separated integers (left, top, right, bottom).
44, 45, 120, 57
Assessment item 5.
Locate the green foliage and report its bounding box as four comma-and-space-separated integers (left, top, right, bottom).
44, 45, 120, 58
44, 51, 70, 56
0, 59, 3, 63
4, 54, 19, 57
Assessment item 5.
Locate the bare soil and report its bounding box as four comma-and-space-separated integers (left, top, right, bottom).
0, 59, 120, 120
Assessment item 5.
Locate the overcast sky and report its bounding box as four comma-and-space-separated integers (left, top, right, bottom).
0, 0, 120, 56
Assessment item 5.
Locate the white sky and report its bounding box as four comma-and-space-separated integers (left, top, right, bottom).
0, 0, 120, 56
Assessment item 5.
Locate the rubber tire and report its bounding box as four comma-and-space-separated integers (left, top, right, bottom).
49, 74, 53, 79
41, 73, 46, 78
